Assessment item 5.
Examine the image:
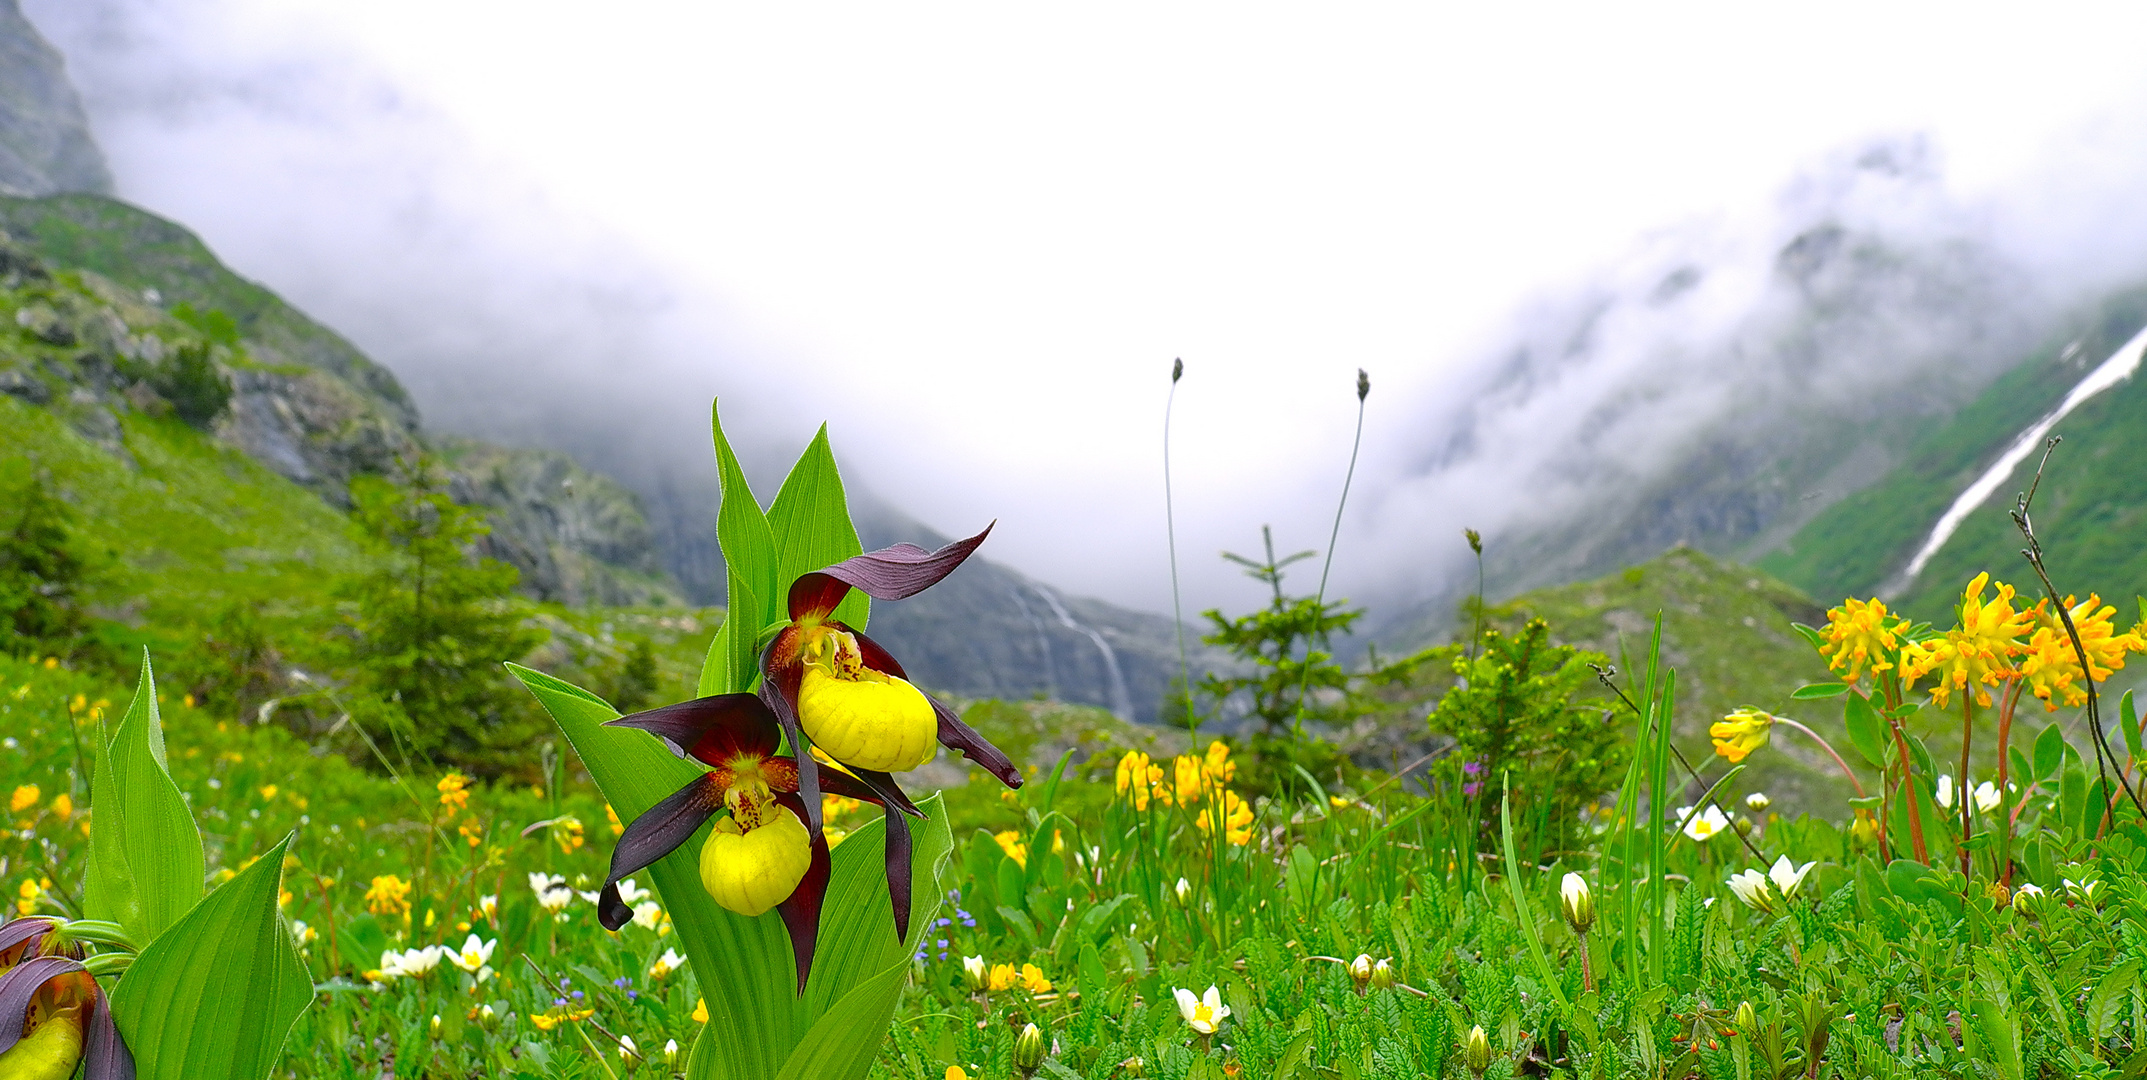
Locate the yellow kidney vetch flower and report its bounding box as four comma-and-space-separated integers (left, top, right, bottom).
2017, 593, 2147, 711
1710, 708, 1775, 764
1902, 573, 2033, 708
435, 772, 470, 813
1201, 740, 1235, 785
1818, 597, 1901, 686
48, 794, 71, 822
9, 786, 38, 814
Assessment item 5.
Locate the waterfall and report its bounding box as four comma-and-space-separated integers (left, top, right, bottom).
1006, 585, 1060, 700
1890, 323, 2147, 593
1032, 584, 1135, 720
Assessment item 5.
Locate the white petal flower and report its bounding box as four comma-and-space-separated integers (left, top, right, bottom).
528, 872, 565, 897
1767, 856, 1816, 900
616, 878, 652, 905
1175, 985, 1231, 1034
1972, 782, 2001, 814
1934, 774, 1955, 810
393, 944, 445, 977
1726, 869, 1779, 916
1681, 805, 1731, 842
632, 901, 663, 930
451, 934, 496, 973
651, 948, 689, 980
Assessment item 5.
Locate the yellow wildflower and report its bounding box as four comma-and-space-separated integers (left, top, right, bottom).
1168, 754, 1205, 806
9, 785, 38, 813
2018, 594, 2146, 711
1709, 708, 1775, 764
605, 802, 624, 835
259, 785, 279, 801
1818, 597, 1900, 686
947, 1068, 971, 1080
552, 816, 585, 855
692, 997, 709, 1023
1114, 750, 1163, 810
437, 772, 470, 813
1202, 739, 1236, 785
1903, 573, 2032, 708
49, 792, 72, 821
457, 821, 483, 848
364, 874, 413, 917
993, 829, 1029, 869
821, 793, 865, 819
1019, 963, 1053, 993
1196, 787, 1255, 846
15, 877, 43, 916
988, 962, 1019, 992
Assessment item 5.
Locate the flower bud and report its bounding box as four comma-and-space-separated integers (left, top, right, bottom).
1356, 368, 1371, 402
430, 1014, 443, 1038
664, 1039, 681, 1069
1369, 958, 1395, 990
618, 1035, 637, 1060
1464, 1024, 1493, 1077
961, 954, 987, 992
477, 1003, 499, 1031
1464, 528, 1483, 556
1174, 877, 1191, 906
1745, 791, 1771, 813
1559, 872, 1595, 934
2013, 882, 2048, 916
1348, 953, 1373, 992
1014, 1022, 1045, 1075
1733, 1001, 1756, 1036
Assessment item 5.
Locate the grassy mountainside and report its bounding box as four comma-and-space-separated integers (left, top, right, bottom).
1483, 546, 1865, 814
1760, 284, 2147, 618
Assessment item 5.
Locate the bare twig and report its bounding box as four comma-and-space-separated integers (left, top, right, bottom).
2009, 436, 2147, 824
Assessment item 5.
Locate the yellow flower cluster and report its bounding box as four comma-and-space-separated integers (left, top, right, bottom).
987, 961, 1053, 993
1900, 573, 2034, 708
1114, 742, 1254, 845
1709, 708, 1775, 764
2016, 594, 2147, 711
1195, 787, 1255, 846
8, 785, 38, 813
15, 877, 47, 916
436, 772, 470, 813
528, 1006, 596, 1031
364, 874, 413, 917
1819, 597, 1900, 686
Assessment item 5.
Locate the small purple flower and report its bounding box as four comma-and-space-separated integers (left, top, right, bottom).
553, 997, 567, 1007
613, 977, 630, 988
627, 990, 638, 1000
1463, 782, 1481, 797
571, 990, 584, 1000
1461, 760, 1484, 777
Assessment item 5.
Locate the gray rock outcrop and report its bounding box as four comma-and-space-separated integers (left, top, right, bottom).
0, 0, 112, 197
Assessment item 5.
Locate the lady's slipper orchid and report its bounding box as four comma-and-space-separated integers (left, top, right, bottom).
597, 691, 912, 992
0, 918, 132, 1080
757, 529, 1023, 834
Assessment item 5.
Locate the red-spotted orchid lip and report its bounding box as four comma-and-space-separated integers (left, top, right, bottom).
758, 528, 1022, 842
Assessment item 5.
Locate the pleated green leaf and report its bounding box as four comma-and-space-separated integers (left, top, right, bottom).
767, 424, 869, 631
109, 832, 312, 1080
83, 651, 204, 945
511, 664, 953, 1080
700, 399, 780, 697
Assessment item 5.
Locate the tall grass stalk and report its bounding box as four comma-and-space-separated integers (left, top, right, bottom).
1164, 358, 1194, 740
1291, 369, 1370, 737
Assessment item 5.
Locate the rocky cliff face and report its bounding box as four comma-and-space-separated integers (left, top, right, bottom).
0, 196, 676, 607
0, 0, 110, 198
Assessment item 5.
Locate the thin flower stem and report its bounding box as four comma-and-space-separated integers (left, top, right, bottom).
1291, 370, 1370, 738
1996, 677, 2024, 884
1960, 694, 1975, 881
1773, 717, 1865, 797
1164, 359, 1194, 740
1887, 715, 1928, 863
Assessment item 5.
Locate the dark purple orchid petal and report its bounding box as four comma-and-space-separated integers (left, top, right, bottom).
771, 792, 831, 996
837, 767, 921, 943
756, 668, 824, 835
0, 916, 59, 967
607, 694, 781, 767
785, 525, 994, 620
597, 773, 725, 932
927, 693, 1023, 788
84, 992, 135, 1080
0, 954, 88, 1056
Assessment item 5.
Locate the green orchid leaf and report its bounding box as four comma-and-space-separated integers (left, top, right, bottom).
109, 832, 312, 1080
83, 651, 205, 945
701, 399, 780, 696
767, 423, 869, 631
513, 663, 792, 1080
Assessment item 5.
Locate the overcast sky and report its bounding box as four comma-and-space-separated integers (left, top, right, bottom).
27, 1, 2147, 614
